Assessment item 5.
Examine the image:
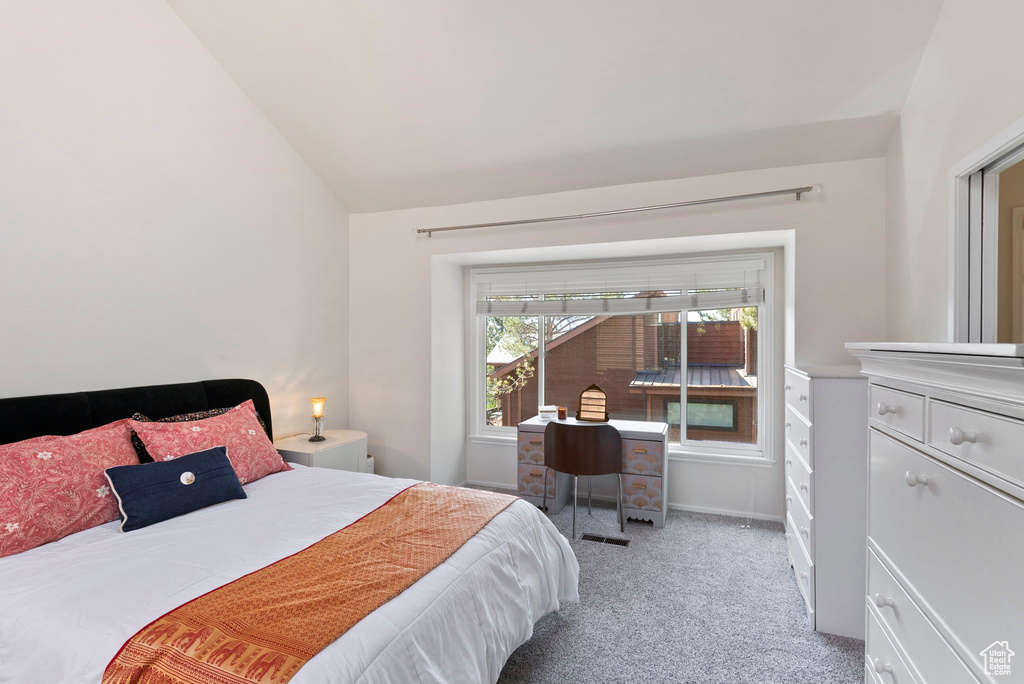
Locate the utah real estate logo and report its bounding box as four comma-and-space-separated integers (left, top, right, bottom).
980, 641, 1015, 677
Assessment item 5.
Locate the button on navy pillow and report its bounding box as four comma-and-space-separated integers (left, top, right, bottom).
104, 446, 246, 532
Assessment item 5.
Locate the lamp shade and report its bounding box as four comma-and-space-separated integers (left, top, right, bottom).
310, 397, 327, 419
576, 384, 608, 422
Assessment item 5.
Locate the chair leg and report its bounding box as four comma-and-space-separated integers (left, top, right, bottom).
542, 469, 548, 514
588, 475, 592, 515
617, 474, 624, 534
572, 475, 578, 540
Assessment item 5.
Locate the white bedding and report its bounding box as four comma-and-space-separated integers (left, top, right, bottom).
0, 465, 579, 683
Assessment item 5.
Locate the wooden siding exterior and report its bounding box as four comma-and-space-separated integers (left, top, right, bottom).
492, 317, 757, 444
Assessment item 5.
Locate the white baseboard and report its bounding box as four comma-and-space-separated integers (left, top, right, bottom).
666, 502, 783, 523
464, 481, 783, 523
462, 479, 515, 491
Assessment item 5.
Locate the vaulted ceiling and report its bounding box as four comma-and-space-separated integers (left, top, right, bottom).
166, 0, 945, 212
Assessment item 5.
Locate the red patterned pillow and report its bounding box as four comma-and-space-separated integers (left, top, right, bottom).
0, 420, 138, 559
128, 400, 290, 485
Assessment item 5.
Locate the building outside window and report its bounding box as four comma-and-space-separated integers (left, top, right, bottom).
485, 307, 757, 445
472, 253, 773, 461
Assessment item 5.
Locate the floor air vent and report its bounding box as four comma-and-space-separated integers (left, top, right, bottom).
580, 534, 630, 547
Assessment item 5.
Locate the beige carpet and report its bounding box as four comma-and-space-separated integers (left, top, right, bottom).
491, 494, 864, 684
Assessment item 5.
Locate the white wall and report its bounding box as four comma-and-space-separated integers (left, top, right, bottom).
886, 0, 1024, 342
0, 0, 350, 437
349, 158, 886, 519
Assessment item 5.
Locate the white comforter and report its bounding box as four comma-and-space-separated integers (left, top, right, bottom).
0, 465, 579, 683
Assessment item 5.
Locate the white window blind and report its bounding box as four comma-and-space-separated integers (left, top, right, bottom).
473, 256, 765, 316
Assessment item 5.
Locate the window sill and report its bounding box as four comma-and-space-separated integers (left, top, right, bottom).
468, 432, 517, 446
468, 432, 775, 467
668, 445, 774, 468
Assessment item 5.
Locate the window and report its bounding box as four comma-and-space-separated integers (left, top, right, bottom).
685, 308, 756, 444
470, 253, 773, 462
485, 315, 538, 426
950, 119, 1024, 342
684, 400, 737, 431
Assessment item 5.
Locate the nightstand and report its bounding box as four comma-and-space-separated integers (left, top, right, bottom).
274, 429, 369, 473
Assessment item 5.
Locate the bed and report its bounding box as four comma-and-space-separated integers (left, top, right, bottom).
0, 380, 579, 683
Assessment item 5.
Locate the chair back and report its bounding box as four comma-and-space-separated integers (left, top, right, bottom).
544, 422, 621, 477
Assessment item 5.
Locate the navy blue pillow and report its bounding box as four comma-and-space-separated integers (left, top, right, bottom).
104, 446, 246, 532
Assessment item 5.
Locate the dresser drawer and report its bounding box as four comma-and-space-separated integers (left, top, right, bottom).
620, 474, 662, 511
865, 609, 919, 684
622, 439, 663, 476
785, 368, 812, 422
786, 475, 813, 557
786, 511, 815, 613
517, 432, 545, 465
785, 405, 813, 467
869, 430, 1024, 670
870, 385, 925, 442
867, 550, 981, 684
927, 400, 1024, 491
517, 464, 555, 498
784, 443, 813, 512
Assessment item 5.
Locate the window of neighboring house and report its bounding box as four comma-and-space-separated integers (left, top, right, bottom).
684, 399, 737, 431
471, 253, 772, 462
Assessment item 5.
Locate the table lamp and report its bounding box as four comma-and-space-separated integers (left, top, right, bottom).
309, 397, 327, 442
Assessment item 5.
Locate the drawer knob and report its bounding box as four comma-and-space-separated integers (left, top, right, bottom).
799, 571, 808, 581
786, 495, 793, 504
785, 533, 792, 541
948, 426, 977, 446
785, 422, 792, 429
905, 471, 929, 487
872, 659, 893, 675
799, 483, 809, 492
873, 593, 896, 609
876, 402, 897, 416
799, 526, 809, 536
785, 384, 792, 390
799, 438, 808, 447
785, 458, 792, 466
798, 394, 808, 402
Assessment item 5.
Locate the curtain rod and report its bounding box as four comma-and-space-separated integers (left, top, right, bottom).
416, 184, 820, 237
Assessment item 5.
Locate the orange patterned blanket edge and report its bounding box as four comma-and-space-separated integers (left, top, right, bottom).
102, 483, 517, 684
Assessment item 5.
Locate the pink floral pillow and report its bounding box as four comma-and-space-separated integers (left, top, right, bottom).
128, 400, 290, 485
0, 420, 138, 559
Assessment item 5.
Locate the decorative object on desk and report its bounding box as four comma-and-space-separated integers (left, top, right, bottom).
576, 384, 608, 422
309, 397, 327, 442
557, 406, 567, 421
538, 405, 558, 422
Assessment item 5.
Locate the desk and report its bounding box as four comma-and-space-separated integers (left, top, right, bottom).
516, 417, 669, 528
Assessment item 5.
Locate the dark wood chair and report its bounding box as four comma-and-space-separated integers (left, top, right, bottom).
543, 422, 623, 539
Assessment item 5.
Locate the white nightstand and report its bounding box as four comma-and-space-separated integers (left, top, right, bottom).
274, 429, 369, 473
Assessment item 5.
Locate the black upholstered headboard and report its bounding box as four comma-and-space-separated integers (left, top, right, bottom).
0, 379, 272, 445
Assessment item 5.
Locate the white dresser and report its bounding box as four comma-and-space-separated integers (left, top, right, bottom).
848, 343, 1024, 684
783, 365, 869, 640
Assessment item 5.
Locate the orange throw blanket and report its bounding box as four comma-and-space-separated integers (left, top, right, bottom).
103, 483, 516, 684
